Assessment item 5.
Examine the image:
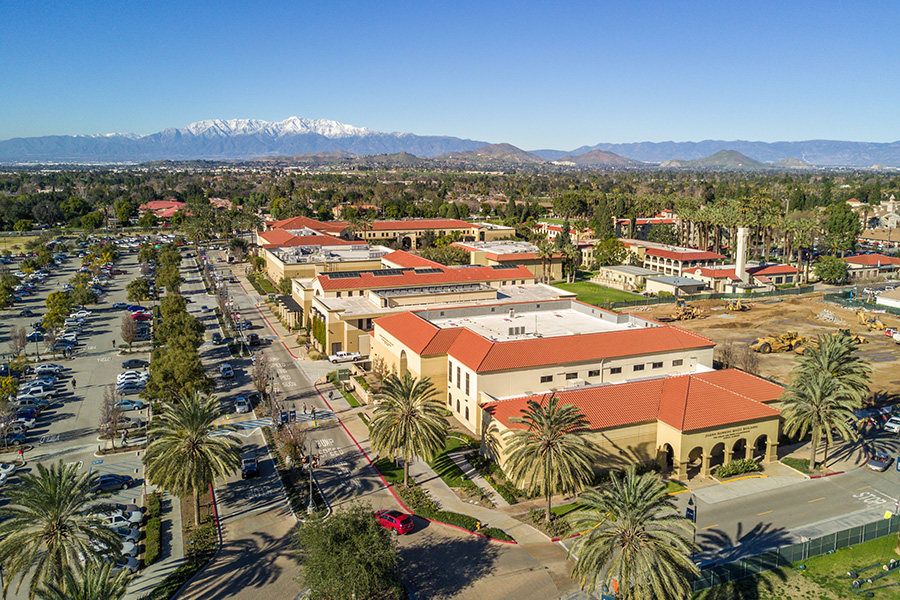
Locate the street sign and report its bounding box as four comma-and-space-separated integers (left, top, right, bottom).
280, 411, 288, 425
686, 496, 696, 523
336, 369, 350, 382
289, 410, 296, 422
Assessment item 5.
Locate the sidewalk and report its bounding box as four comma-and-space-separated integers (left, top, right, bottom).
124, 491, 184, 600
447, 450, 510, 508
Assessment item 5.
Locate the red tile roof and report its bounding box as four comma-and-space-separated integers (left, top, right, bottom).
259, 230, 359, 248
843, 253, 900, 267
748, 264, 799, 276
482, 369, 782, 433
372, 312, 441, 355
382, 250, 445, 268
265, 215, 349, 234
690, 267, 741, 280
368, 219, 475, 231
447, 324, 714, 373
645, 247, 725, 261
317, 264, 534, 291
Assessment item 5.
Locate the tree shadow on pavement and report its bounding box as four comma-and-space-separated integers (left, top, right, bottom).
179, 529, 299, 600
696, 521, 793, 565
398, 534, 499, 600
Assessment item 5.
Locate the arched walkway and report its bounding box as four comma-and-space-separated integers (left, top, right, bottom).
660, 443, 674, 473
709, 442, 727, 470
732, 438, 749, 462
686, 446, 704, 479
753, 434, 768, 461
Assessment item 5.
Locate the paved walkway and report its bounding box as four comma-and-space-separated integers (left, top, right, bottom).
448, 450, 510, 508
124, 491, 184, 600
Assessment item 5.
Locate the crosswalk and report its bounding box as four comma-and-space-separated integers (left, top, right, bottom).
210, 416, 273, 437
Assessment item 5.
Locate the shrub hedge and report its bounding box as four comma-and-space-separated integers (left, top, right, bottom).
143, 492, 163, 566
713, 458, 761, 479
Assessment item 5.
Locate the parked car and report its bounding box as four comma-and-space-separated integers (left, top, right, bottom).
885, 416, 900, 434
241, 454, 259, 479
132, 313, 152, 322
220, 364, 234, 378
234, 397, 251, 414
869, 451, 892, 472
112, 526, 142, 543
111, 556, 140, 574
90, 473, 135, 493
247, 333, 260, 345
114, 399, 147, 412
375, 509, 414, 535
112, 302, 129, 309
15, 397, 50, 411
34, 363, 63, 376
121, 359, 149, 369
0, 432, 27, 448
0, 462, 16, 477
103, 510, 144, 528
105, 416, 145, 430
116, 382, 146, 395
328, 351, 361, 364
19, 309, 34, 317
19, 386, 55, 399
26, 331, 43, 342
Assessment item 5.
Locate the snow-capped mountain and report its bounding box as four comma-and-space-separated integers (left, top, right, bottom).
0, 117, 487, 163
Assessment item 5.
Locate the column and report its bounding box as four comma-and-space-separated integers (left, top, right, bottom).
766, 441, 779, 463
745, 443, 754, 460
675, 459, 687, 480
701, 453, 711, 477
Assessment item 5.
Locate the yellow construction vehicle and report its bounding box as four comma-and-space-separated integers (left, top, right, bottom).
856, 310, 886, 331
750, 331, 808, 354
796, 329, 868, 355
838, 328, 868, 345
672, 303, 703, 320
725, 298, 752, 312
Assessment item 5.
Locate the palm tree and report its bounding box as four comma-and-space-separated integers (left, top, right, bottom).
781, 370, 860, 470
566, 466, 699, 600
502, 393, 599, 523
794, 333, 872, 403
36, 560, 131, 600
0, 461, 119, 600
537, 241, 554, 283
371, 373, 449, 488
144, 390, 241, 525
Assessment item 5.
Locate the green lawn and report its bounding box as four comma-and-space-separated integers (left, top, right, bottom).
427, 436, 477, 488
694, 534, 900, 599
247, 273, 276, 294
372, 458, 404, 485
550, 502, 584, 518
665, 481, 688, 494
552, 281, 643, 305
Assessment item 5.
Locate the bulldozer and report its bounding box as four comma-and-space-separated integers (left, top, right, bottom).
795, 329, 868, 355
856, 310, 886, 331
725, 298, 752, 312
750, 331, 809, 354
672, 302, 703, 320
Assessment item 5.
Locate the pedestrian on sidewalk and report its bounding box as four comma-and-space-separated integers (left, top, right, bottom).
17, 447, 24, 465
311, 406, 317, 420
302, 403, 307, 414
121, 430, 128, 446
328, 391, 333, 401
72, 378, 76, 390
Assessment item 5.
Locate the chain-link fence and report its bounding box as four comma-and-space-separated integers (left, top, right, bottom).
600, 285, 816, 310
824, 290, 900, 317
692, 515, 900, 591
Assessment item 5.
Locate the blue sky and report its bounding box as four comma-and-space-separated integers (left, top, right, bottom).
1, 1, 898, 149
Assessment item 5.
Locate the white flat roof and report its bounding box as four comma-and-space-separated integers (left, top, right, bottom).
427, 300, 655, 341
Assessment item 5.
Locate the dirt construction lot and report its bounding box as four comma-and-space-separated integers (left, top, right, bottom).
634, 293, 900, 396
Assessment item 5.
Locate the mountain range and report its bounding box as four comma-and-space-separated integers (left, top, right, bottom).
1, 116, 900, 168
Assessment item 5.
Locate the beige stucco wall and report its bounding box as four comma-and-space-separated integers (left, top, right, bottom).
645, 279, 706, 296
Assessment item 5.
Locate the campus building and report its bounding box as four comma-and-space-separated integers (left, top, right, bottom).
452, 240, 565, 282
687, 263, 799, 293
295, 258, 550, 356
842, 253, 900, 280
370, 298, 785, 478
620, 239, 725, 277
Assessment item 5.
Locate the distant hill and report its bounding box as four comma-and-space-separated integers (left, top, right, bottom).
660, 150, 769, 170
541, 139, 900, 168
774, 157, 814, 169
438, 143, 546, 164
556, 149, 644, 167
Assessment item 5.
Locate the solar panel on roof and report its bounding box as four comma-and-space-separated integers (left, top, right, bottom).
373, 269, 405, 277
414, 268, 443, 274
327, 272, 361, 279
491, 264, 520, 270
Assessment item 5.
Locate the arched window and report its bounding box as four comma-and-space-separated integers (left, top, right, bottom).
448, 394, 452, 407
465, 406, 469, 421
456, 399, 460, 413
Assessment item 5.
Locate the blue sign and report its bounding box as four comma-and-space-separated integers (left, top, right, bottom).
92, 460, 103, 465
896, 456, 900, 473
289, 410, 296, 422
686, 507, 695, 522
280, 411, 288, 425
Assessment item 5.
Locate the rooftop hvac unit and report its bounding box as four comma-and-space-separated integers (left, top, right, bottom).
567, 378, 586, 388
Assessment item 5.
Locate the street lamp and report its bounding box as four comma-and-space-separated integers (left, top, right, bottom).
307, 438, 318, 515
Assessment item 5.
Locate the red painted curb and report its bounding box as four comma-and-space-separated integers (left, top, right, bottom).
254, 304, 300, 359
209, 482, 222, 544
810, 471, 845, 479
313, 382, 517, 544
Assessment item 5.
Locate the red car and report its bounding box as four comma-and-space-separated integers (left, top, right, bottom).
375, 510, 414, 535
131, 313, 152, 322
